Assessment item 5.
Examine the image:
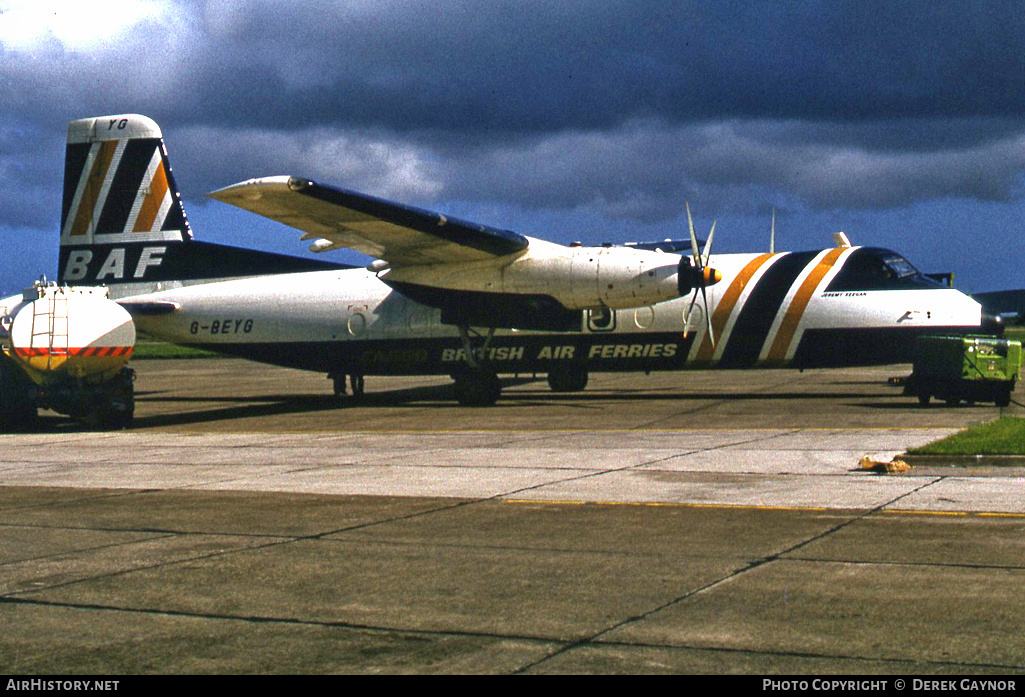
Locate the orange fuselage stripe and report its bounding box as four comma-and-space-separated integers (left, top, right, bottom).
766, 247, 846, 362
695, 253, 775, 362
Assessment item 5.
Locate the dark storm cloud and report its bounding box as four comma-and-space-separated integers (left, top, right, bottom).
10, 0, 1025, 132
3, 0, 1025, 235
429, 119, 1025, 218
175, 0, 1025, 132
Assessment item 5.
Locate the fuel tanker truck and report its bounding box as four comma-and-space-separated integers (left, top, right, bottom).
0, 281, 136, 431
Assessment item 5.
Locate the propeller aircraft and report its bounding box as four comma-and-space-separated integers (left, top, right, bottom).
51, 114, 989, 407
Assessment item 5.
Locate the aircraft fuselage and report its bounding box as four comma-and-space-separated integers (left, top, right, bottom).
130, 247, 983, 376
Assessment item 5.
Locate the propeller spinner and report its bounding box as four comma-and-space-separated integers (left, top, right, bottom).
678, 203, 722, 346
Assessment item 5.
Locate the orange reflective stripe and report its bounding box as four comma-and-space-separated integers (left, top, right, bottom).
13, 346, 132, 357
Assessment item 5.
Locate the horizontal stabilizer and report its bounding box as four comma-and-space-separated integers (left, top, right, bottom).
973, 289, 1025, 325
116, 300, 180, 316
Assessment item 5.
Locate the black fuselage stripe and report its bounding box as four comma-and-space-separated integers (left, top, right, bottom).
184, 325, 978, 376
719, 250, 819, 367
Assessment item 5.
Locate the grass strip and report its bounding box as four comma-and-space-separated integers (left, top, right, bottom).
132, 341, 222, 360
908, 416, 1025, 456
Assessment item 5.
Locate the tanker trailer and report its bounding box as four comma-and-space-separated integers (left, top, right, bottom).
0, 281, 136, 431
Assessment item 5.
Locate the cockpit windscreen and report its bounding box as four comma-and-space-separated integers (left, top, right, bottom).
825, 247, 943, 292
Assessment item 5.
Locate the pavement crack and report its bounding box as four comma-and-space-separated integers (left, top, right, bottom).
510, 471, 952, 674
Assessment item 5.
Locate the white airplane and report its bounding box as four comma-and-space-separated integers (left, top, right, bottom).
55, 114, 987, 406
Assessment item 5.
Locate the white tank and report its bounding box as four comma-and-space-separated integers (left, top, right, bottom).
3, 284, 135, 385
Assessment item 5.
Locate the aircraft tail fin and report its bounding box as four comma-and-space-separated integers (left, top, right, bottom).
61, 115, 191, 246
58, 115, 345, 295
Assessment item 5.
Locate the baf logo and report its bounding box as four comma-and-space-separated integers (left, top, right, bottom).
63, 246, 167, 282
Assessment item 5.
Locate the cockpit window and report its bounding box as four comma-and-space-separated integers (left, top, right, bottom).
825, 247, 943, 292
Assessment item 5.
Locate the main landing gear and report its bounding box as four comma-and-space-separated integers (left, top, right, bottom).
451, 326, 501, 407
330, 371, 365, 401
546, 363, 589, 392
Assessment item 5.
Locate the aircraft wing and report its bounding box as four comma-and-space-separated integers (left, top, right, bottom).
209, 176, 530, 266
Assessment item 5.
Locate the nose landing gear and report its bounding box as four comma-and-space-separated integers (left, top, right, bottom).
451, 326, 501, 407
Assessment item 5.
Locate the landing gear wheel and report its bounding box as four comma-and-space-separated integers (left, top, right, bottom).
331, 372, 366, 402
332, 374, 346, 397
547, 365, 589, 392
453, 368, 501, 407
349, 373, 365, 399
451, 325, 501, 406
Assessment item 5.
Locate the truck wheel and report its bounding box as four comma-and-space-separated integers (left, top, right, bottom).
82, 369, 135, 430
0, 363, 38, 432
995, 388, 1012, 408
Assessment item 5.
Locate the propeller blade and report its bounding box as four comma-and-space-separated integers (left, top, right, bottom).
682, 288, 699, 339
701, 284, 715, 348
770, 207, 776, 255
686, 202, 700, 262
702, 220, 716, 266
681, 203, 719, 344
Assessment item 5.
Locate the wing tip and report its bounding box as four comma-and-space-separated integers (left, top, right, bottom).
208, 175, 301, 202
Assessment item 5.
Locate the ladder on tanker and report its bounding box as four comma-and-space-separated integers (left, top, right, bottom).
29, 290, 69, 371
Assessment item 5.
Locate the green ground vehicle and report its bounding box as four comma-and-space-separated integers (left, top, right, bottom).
904, 335, 1022, 407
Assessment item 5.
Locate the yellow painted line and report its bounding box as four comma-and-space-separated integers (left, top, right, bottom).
882, 509, 969, 517
883, 509, 1025, 519
504, 499, 828, 513
306, 427, 960, 434
505, 499, 1025, 518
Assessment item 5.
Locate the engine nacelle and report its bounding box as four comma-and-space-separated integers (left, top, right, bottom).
593, 246, 686, 309
1, 283, 135, 385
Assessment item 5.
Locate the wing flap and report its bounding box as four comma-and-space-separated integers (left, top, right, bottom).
209, 176, 530, 266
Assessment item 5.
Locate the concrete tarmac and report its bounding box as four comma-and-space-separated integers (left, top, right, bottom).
1, 359, 1023, 674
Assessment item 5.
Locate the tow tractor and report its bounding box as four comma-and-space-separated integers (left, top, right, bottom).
903, 335, 1022, 407
0, 281, 136, 431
